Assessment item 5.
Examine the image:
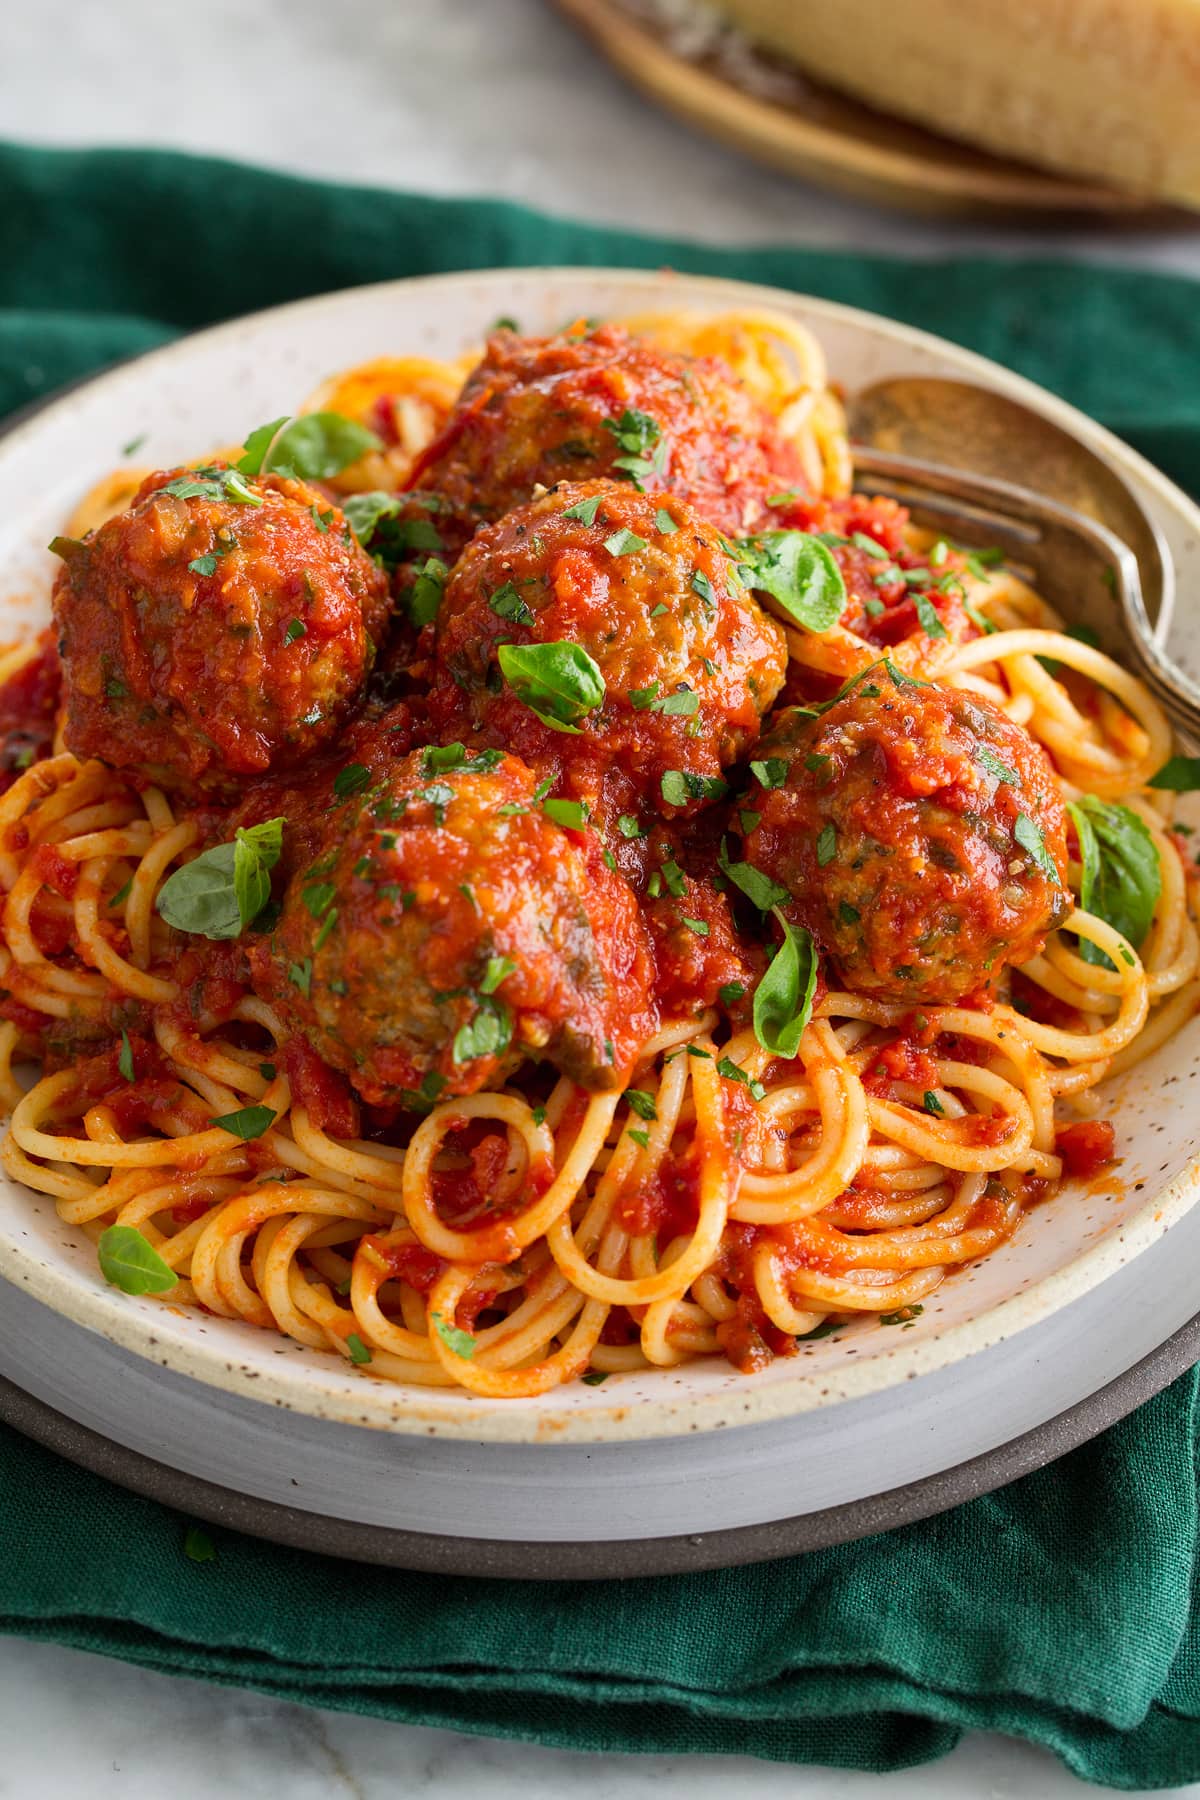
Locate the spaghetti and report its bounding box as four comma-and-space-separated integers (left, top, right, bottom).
0, 308, 1194, 1398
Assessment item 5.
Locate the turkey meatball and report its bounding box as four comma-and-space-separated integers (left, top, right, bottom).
248, 747, 656, 1105
739, 666, 1071, 1004
408, 323, 805, 548
427, 480, 787, 824
51, 465, 390, 794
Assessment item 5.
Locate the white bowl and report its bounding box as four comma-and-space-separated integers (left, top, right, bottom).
1, 267, 1198, 1451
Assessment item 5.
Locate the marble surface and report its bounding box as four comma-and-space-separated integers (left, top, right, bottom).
0, 1638, 1195, 1800
3, 0, 1200, 1793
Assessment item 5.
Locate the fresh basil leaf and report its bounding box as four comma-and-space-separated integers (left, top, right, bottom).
301, 882, 337, 920
407, 557, 447, 628
1149, 755, 1200, 792
97, 1225, 177, 1296
158, 817, 284, 940
157, 841, 239, 939
719, 841, 790, 912
480, 954, 517, 994
334, 763, 370, 800
604, 528, 646, 557
602, 409, 667, 487
283, 617, 306, 645
236, 416, 289, 475
343, 490, 401, 543
974, 745, 1017, 784
816, 823, 837, 867
913, 592, 948, 639
346, 1333, 373, 1365
489, 581, 534, 626
716, 1056, 766, 1102
236, 816, 285, 926
750, 757, 789, 791
431, 1311, 477, 1358
753, 913, 818, 1059
210, 1104, 277, 1141
661, 770, 728, 807
1014, 813, 1059, 881
238, 411, 381, 481
543, 797, 588, 829
737, 531, 847, 634
1067, 795, 1161, 969
880, 1304, 925, 1326
625, 1088, 658, 1121
118, 1028, 135, 1083
563, 495, 602, 525
452, 995, 512, 1064
497, 641, 604, 734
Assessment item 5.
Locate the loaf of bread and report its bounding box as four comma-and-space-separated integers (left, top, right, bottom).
718, 0, 1200, 206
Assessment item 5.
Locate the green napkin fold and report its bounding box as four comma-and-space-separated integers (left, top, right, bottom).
1, 141, 1199, 1788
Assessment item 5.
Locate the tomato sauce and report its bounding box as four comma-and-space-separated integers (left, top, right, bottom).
0, 628, 60, 791
1055, 1119, 1116, 1178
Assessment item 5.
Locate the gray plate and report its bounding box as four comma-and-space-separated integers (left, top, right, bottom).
4, 1306, 1199, 1580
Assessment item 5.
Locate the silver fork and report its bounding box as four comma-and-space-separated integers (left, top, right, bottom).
851, 447, 1200, 745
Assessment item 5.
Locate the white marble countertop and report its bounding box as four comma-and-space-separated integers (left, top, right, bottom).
4, 0, 1200, 1793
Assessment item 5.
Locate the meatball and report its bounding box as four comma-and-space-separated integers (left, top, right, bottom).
408, 323, 805, 547
51, 465, 390, 793
739, 666, 1071, 1004
427, 480, 787, 823
248, 747, 656, 1105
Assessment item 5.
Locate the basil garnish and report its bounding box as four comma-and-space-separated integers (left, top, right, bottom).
661, 770, 729, 807
342, 492, 443, 565
1149, 755, 1200, 793
97, 1225, 177, 1296
156, 816, 284, 941
497, 641, 604, 734
431, 1311, 477, 1358
238, 411, 380, 482
719, 839, 790, 912
210, 1105, 277, 1141
452, 995, 513, 1064
973, 745, 1017, 784
602, 409, 667, 487
1067, 796, 1161, 969
1013, 813, 1059, 881
913, 592, 948, 639
407, 558, 447, 628
737, 531, 847, 634
753, 912, 818, 1059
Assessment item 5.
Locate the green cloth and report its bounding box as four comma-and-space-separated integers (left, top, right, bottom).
1, 141, 1199, 1788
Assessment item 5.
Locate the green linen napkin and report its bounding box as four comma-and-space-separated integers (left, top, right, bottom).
1, 142, 1199, 1788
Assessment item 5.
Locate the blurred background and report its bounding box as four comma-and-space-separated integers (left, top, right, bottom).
10, 0, 1197, 274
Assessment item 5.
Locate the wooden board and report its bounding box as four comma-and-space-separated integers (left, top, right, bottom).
553, 0, 1183, 223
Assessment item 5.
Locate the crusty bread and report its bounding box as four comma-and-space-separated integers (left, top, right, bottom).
718, 0, 1200, 206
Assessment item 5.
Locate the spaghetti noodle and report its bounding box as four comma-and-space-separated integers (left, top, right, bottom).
0, 307, 1194, 1397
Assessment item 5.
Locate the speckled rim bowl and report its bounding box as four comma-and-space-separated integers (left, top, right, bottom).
0, 268, 1197, 1446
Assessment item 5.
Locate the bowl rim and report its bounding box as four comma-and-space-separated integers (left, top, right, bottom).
1, 263, 1198, 1445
